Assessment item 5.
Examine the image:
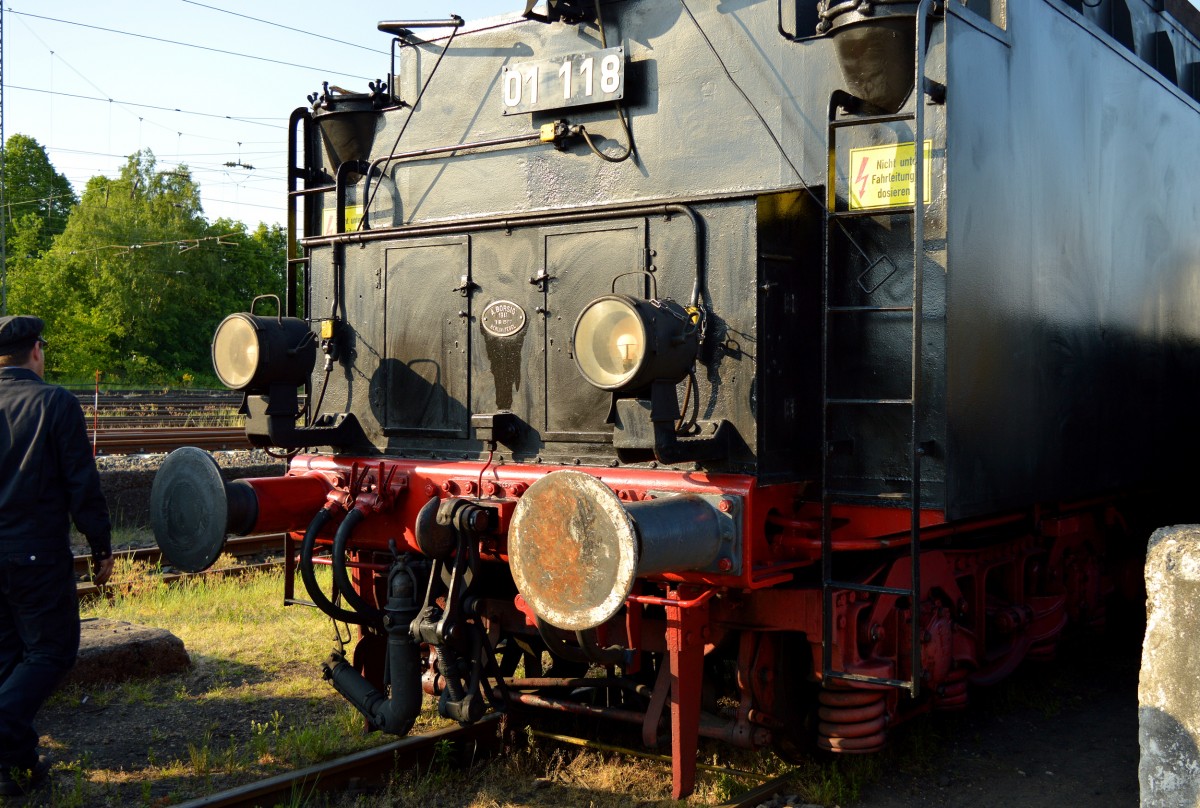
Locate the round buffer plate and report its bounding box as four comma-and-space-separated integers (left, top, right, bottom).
150, 447, 229, 572
508, 470, 637, 632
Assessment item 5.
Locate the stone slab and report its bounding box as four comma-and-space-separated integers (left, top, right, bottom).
1139, 525, 1200, 807
64, 617, 191, 686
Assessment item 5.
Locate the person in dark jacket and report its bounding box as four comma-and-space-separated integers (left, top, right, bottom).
0, 314, 113, 796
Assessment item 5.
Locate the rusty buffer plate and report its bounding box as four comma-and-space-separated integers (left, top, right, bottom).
508, 470, 637, 631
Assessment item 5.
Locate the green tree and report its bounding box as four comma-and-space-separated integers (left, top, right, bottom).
18, 150, 286, 383
3, 134, 77, 255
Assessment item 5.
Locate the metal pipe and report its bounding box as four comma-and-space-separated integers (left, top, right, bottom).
502, 691, 768, 745
365, 132, 543, 180
286, 107, 304, 319
529, 729, 768, 780
302, 200, 707, 319
322, 557, 424, 735
504, 678, 653, 700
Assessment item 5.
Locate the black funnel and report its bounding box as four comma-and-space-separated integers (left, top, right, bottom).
310, 82, 387, 179
819, 2, 919, 113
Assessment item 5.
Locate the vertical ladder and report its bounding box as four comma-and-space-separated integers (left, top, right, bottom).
820, 0, 937, 697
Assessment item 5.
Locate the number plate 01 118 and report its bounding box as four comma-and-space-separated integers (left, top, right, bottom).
501, 46, 624, 115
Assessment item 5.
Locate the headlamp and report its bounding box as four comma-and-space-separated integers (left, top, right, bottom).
211, 313, 316, 393
572, 295, 698, 392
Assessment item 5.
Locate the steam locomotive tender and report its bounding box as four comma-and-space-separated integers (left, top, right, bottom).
152, 0, 1200, 797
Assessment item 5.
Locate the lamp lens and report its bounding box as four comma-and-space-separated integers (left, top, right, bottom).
212, 315, 261, 389
575, 298, 646, 389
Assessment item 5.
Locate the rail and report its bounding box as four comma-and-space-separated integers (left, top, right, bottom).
75, 534, 287, 600
89, 426, 252, 455
159, 714, 794, 807
170, 717, 502, 808
74, 534, 283, 578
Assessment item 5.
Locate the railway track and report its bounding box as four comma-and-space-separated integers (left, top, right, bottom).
73, 533, 284, 577
76, 534, 285, 599
70, 389, 244, 408
166, 715, 795, 808
89, 425, 252, 455
171, 718, 503, 808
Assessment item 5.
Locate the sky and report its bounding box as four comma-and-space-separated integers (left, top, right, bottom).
5, 1, 517, 230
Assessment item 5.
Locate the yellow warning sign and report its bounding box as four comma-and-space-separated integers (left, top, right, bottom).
848, 141, 933, 210
321, 204, 362, 235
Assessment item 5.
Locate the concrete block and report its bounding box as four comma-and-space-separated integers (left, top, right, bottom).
64, 618, 191, 686
1140, 525, 1200, 807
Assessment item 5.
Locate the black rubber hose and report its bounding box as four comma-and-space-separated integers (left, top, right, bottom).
300, 507, 370, 626
331, 507, 384, 622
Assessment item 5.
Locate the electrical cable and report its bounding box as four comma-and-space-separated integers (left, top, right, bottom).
7, 85, 286, 129
477, 449, 495, 498
180, 0, 390, 55
357, 25, 462, 228
676, 0, 808, 187
8, 9, 376, 81
308, 365, 334, 426
581, 0, 636, 164
13, 10, 281, 179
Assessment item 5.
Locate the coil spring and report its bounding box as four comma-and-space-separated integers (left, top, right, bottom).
815, 688, 888, 752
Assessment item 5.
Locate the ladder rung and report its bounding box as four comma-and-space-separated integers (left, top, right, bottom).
829, 207, 915, 221
288, 185, 335, 198
827, 305, 914, 313
824, 490, 910, 500
826, 581, 914, 597
830, 111, 916, 129
825, 398, 913, 406
824, 670, 917, 691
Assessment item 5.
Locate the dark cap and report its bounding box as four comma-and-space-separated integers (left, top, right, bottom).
0, 315, 45, 354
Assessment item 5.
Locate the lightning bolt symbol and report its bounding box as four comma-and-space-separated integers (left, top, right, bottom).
854, 156, 870, 202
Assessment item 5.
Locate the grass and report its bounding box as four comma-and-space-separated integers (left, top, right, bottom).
33, 562, 397, 806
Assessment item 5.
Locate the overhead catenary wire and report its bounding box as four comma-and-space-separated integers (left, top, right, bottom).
11, 12, 289, 224
179, 0, 389, 55
11, 11, 282, 159
8, 5, 387, 226
0, 189, 285, 213
8, 85, 287, 129
8, 9, 377, 81
55, 232, 243, 257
